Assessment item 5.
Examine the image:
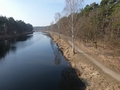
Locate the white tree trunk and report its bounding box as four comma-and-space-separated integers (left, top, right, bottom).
64, 0, 83, 54
72, 13, 75, 54
58, 24, 60, 38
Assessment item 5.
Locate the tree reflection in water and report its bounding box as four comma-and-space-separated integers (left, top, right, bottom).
0, 35, 32, 59
59, 67, 86, 90
50, 39, 61, 65
50, 38, 86, 90
0, 41, 14, 59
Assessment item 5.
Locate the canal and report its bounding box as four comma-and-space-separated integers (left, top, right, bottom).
0, 32, 85, 90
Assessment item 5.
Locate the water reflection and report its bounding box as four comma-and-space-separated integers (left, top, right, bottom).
0, 41, 11, 59
0, 32, 86, 90
17, 35, 33, 42
59, 67, 86, 90
50, 39, 61, 65
0, 34, 33, 59
10, 34, 33, 43
49, 34, 86, 89
42, 32, 51, 38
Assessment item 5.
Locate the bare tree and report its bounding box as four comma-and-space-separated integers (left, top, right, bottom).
63, 0, 83, 54
50, 21, 54, 31
54, 13, 61, 38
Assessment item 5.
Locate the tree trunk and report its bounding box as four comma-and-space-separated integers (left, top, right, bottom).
72, 13, 75, 54
72, 29, 75, 54
58, 25, 60, 39
95, 41, 97, 49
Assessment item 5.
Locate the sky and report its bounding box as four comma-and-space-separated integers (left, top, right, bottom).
0, 0, 101, 26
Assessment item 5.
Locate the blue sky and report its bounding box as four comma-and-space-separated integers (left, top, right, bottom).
0, 0, 101, 26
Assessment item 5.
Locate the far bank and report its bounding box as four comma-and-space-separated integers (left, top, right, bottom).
0, 31, 33, 41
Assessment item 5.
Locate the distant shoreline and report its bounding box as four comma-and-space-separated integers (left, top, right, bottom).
0, 31, 33, 41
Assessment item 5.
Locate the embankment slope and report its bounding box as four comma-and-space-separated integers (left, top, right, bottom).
49, 32, 120, 90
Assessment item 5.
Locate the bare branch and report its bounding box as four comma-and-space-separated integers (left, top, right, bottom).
63, 0, 83, 54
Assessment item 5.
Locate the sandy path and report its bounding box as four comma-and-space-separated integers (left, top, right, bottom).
68, 41, 120, 82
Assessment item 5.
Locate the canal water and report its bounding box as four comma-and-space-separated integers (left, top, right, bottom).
0, 32, 86, 90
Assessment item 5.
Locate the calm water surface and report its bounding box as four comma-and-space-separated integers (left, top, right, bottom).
0, 32, 86, 90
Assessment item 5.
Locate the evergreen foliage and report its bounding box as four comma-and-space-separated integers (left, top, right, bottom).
0, 16, 33, 35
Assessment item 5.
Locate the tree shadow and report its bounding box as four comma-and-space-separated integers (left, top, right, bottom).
59, 67, 86, 90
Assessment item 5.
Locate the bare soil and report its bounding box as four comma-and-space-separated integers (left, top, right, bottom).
49, 31, 120, 90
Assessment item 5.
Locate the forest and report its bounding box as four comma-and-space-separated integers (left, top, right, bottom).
50, 0, 120, 56
0, 16, 33, 37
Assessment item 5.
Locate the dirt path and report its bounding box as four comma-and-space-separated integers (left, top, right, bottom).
69, 41, 120, 82
49, 31, 120, 89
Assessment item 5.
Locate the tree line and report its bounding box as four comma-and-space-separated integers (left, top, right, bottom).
0, 16, 33, 36
50, 0, 120, 55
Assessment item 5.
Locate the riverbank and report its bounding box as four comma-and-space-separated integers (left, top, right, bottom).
49, 32, 120, 90
0, 31, 33, 41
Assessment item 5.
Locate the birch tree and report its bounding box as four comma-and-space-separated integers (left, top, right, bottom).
50, 21, 54, 31
63, 0, 83, 54
54, 13, 61, 38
